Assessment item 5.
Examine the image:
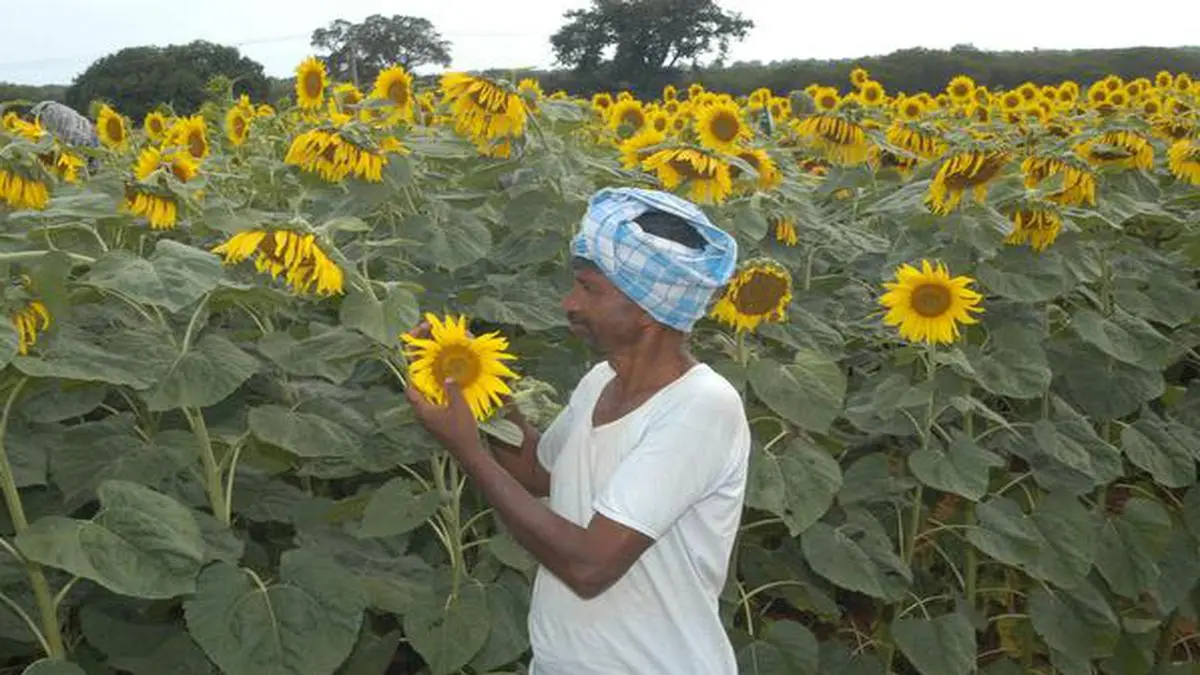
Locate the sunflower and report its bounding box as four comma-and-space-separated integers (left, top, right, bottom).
640, 146, 733, 204
284, 128, 393, 183
439, 73, 527, 143
1021, 156, 1095, 207
10, 299, 50, 355
1155, 71, 1174, 89
879, 259, 983, 345
730, 148, 781, 191
926, 149, 1009, 215
224, 106, 251, 146
122, 190, 177, 230
947, 75, 976, 103
772, 217, 798, 246
96, 104, 128, 150
334, 83, 364, 109
812, 87, 841, 112
295, 56, 327, 109
1075, 130, 1154, 170
859, 80, 885, 106
607, 98, 647, 137
1005, 207, 1062, 252
0, 169, 50, 211
886, 121, 945, 160
1167, 138, 1200, 185
710, 259, 793, 334
691, 99, 751, 153
371, 65, 415, 123
212, 229, 344, 296
133, 145, 199, 183
896, 96, 927, 121
143, 111, 169, 142
402, 313, 519, 422
618, 128, 667, 169
792, 114, 871, 165
165, 116, 209, 160
850, 67, 870, 88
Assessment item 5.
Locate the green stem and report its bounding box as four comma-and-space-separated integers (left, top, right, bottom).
963, 410, 978, 613
0, 378, 65, 659
185, 408, 227, 525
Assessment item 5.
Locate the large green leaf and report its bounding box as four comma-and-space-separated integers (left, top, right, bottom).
975, 247, 1073, 302
356, 477, 442, 538
0, 322, 19, 369
15, 480, 205, 599
184, 549, 366, 675
13, 325, 175, 389
1093, 497, 1173, 600
746, 439, 842, 536
748, 350, 846, 433
409, 208, 492, 271
1028, 579, 1120, 662
1120, 411, 1200, 488
1052, 340, 1164, 421
1070, 307, 1173, 370
891, 612, 977, 675
143, 332, 259, 411
965, 492, 1099, 589
468, 575, 531, 672
338, 285, 419, 347
962, 323, 1052, 399
908, 430, 1005, 501
76, 240, 224, 313
256, 327, 378, 385
403, 581, 491, 675
800, 514, 910, 601
49, 417, 194, 505
248, 404, 360, 458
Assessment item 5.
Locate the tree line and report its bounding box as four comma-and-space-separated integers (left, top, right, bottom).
2, 0, 1198, 121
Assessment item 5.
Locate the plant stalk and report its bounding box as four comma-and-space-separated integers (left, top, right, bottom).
0, 378, 65, 658
186, 408, 227, 525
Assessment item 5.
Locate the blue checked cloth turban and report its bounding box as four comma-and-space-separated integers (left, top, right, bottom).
571, 187, 738, 332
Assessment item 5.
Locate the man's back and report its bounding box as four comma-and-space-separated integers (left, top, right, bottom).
527, 361, 751, 674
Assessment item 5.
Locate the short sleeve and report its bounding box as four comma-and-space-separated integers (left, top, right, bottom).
591, 381, 749, 540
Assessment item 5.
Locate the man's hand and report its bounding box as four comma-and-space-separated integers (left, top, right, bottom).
402, 321, 481, 457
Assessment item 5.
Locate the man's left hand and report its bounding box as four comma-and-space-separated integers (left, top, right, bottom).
405, 376, 480, 458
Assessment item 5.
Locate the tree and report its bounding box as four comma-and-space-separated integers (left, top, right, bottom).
550, 0, 753, 92
63, 41, 269, 121
311, 14, 453, 86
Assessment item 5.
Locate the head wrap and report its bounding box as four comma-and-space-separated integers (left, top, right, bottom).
570, 187, 738, 332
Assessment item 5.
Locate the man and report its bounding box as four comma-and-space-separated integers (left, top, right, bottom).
405, 187, 751, 674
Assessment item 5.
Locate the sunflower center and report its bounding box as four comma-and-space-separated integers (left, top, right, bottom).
951, 83, 969, 97
233, 116, 247, 137
433, 345, 481, 386
187, 131, 206, 158
735, 271, 789, 315
387, 81, 409, 106
910, 283, 952, 317
105, 118, 124, 141
709, 112, 740, 142
149, 118, 163, 134
303, 71, 323, 99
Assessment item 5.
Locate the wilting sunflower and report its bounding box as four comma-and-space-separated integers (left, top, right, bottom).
402, 313, 519, 422
692, 99, 751, 152
886, 120, 945, 160
122, 146, 199, 230
925, 149, 1009, 215
772, 217, 798, 246
284, 128, 400, 183
295, 56, 327, 110
1167, 138, 1200, 185
96, 104, 128, 150
792, 114, 871, 165
0, 169, 50, 211
440, 73, 527, 144
710, 258, 793, 334
1021, 155, 1095, 206
212, 229, 344, 296
1005, 207, 1063, 252
370, 65, 415, 123
640, 146, 733, 204
224, 106, 251, 146
730, 148, 781, 191
10, 299, 51, 355
879, 259, 984, 345
1075, 129, 1154, 170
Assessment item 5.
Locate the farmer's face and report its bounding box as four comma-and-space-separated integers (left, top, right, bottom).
561, 262, 649, 353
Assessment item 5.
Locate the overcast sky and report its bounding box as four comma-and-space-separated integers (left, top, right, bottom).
2, 0, 1197, 86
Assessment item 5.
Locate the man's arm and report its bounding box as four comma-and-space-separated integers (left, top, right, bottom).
486, 410, 551, 498
456, 436, 652, 599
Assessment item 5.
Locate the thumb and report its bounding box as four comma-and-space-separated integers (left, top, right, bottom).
443, 378, 465, 405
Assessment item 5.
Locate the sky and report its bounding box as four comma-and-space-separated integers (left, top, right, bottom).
1, 0, 1197, 86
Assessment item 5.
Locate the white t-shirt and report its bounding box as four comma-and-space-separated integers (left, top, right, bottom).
527, 360, 751, 675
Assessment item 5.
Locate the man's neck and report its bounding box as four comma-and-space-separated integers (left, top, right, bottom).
604, 337, 697, 398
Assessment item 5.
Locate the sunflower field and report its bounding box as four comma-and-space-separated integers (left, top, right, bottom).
0, 55, 1199, 675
